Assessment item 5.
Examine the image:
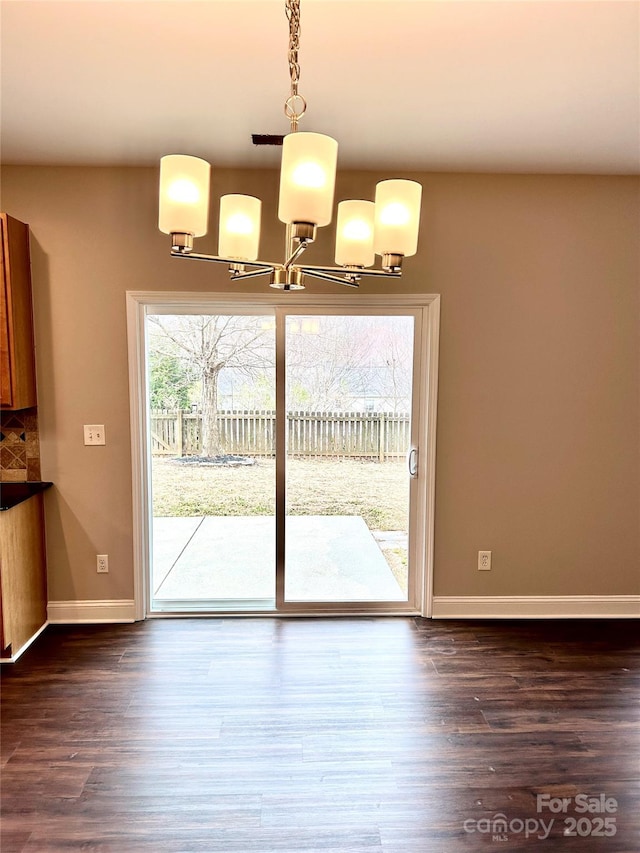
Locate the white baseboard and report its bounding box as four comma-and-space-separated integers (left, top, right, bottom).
0, 622, 49, 663
432, 595, 640, 619
47, 599, 137, 624
45, 596, 640, 622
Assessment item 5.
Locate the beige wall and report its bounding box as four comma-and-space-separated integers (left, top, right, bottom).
1, 165, 638, 601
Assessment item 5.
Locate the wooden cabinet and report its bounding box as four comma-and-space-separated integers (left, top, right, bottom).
1, 213, 37, 410
0, 494, 47, 659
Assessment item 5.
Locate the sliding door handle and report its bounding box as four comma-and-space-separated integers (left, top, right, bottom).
407, 446, 418, 479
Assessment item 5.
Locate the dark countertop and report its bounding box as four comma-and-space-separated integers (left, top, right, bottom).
0, 482, 53, 511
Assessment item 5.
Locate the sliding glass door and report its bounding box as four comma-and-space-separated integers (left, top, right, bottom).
282, 313, 417, 605
143, 300, 428, 615
148, 310, 276, 610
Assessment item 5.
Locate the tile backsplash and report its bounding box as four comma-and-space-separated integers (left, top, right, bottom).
0, 408, 41, 481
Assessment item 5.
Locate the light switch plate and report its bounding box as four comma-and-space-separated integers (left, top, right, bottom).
84, 424, 106, 445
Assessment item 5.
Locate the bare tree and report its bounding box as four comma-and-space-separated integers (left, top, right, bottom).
286, 315, 412, 412
286, 316, 373, 412
366, 318, 413, 413
148, 315, 273, 456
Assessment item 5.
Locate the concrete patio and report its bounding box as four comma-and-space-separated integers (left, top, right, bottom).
152, 515, 406, 602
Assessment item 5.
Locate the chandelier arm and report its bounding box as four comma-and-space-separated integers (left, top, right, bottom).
284, 241, 308, 269
170, 250, 277, 271
300, 264, 402, 279
229, 267, 274, 281
301, 269, 360, 288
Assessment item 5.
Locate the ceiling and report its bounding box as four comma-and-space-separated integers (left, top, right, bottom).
1, 0, 638, 174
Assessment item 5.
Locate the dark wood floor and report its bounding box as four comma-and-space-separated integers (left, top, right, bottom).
1, 618, 638, 852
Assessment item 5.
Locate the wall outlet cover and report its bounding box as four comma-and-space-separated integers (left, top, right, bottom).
478, 550, 492, 571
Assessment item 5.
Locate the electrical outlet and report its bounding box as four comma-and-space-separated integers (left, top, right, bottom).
478, 550, 492, 571
84, 425, 106, 446
96, 554, 109, 573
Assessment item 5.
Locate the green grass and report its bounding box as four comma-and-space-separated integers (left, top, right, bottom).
152, 457, 409, 531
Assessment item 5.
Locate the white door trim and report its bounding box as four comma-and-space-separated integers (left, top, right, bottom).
126, 291, 441, 620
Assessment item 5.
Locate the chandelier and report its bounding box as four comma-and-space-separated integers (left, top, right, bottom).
158, 0, 422, 290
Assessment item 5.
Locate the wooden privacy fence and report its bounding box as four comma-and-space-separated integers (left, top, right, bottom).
150, 409, 410, 461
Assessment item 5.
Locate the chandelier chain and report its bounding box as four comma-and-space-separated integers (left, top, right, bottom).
286, 0, 301, 95
285, 0, 305, 131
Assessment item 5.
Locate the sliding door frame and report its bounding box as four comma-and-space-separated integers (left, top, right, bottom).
126, 291, 440, 620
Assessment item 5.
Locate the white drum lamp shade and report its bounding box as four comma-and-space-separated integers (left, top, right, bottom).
218, 195, 261, 260
335, 200, 375, 267
159, 154, 211, 237
374, 179, 422, 257
278, 132, 338, 227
